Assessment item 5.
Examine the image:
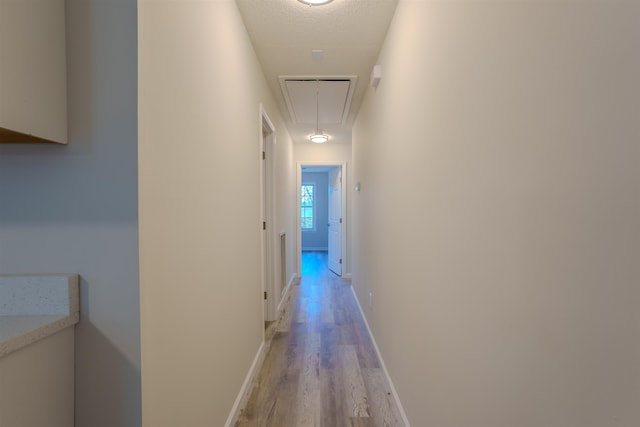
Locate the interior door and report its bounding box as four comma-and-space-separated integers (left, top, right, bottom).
328, 167, 342, 276
262, 130, 269, 318
261, 111, 275, 321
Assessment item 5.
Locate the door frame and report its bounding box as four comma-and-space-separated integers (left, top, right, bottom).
296, 161, 347, 277
327, 167, 342, 276
260, 104, 277, 322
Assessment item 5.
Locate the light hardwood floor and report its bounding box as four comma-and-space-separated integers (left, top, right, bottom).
234, 251, 404, 427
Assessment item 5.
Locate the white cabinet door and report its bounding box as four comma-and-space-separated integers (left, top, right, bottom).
0, 0, 67, 144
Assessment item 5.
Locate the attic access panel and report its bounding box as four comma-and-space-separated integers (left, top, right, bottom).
279, 77, 357, 126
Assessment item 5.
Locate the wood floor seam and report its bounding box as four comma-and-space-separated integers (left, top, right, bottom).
235, 251, 404, 427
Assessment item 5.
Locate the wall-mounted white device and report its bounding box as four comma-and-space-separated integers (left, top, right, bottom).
370, 65, 382, 88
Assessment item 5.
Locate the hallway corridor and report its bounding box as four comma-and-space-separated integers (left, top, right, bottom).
234, 251, 404, 427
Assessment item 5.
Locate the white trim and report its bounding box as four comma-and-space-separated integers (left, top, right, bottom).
296, 161, 348, 278
278, 75, 358, 126
227, 275, 298, 426
342, 273, 352, 281
261, 105, 275, 141
224, 340, 266, 427
277, 273, 299, 313
260, 104, 278, 321
301, 247, 328, 252
350, 286, 411, 426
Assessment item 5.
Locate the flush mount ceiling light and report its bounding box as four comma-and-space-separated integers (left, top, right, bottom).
310, 81, 328, 144
298, 0, 334, 5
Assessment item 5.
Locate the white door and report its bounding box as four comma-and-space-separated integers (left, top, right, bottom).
261, 109, 276, 321
328, 167, 342, 275
262, 132, 270, 318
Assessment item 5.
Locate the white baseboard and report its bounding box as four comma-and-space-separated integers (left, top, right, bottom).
350, 286, 411, 426
224, 340, 265, 427
301, 247, 328, 252
277, 274, 299, 313
226, 276, 300, 426
342, 272, 352, 281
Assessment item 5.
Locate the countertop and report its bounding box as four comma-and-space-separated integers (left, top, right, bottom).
0, 274, 79, 357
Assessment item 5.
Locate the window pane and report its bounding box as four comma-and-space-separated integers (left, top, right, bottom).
301, 185, 314, 207
301, 218, 312, 229
301, 184, 314, 229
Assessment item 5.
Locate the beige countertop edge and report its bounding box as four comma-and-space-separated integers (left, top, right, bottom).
0, 312, 79, 358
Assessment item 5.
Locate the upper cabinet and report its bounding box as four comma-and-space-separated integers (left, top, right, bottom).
0, 0, 67, 144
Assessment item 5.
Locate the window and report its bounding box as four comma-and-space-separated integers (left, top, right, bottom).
301, 184, 315, 230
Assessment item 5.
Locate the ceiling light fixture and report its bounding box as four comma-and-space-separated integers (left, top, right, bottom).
310, 81, 328, 144
298, 0, 334, 6
310, 134, 328, 143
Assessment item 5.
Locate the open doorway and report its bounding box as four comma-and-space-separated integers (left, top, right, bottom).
296, 162, 347, 278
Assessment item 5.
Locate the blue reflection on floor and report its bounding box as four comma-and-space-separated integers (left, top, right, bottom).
301, 250, 329, 277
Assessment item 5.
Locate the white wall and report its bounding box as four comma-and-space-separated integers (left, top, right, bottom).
301, 172, 329, 251
0, 1, 141, 426
294, 142, 352, 166
138, 1, 294, 425
294, 143, 352, 276
353, 1, 640, 426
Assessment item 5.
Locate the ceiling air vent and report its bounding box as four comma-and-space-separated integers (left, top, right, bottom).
278, 76, 357, 125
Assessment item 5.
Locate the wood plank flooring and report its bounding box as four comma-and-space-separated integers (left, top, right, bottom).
234, 251, 404, 427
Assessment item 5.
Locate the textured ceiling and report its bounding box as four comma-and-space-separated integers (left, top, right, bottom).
235, 0, 399, 144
